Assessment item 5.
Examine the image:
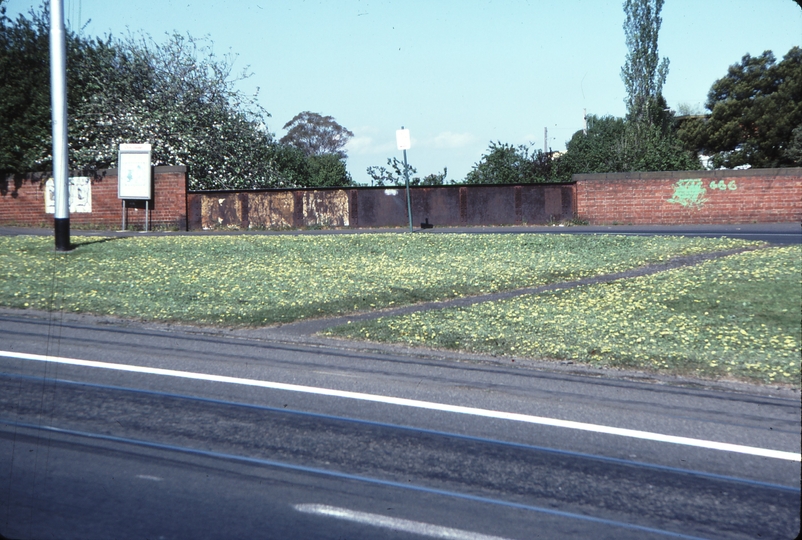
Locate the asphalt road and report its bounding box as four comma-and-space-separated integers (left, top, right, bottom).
1, 222, 800, 244
1, 310, 799, 540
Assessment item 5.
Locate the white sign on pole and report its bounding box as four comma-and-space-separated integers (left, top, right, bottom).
396, 128, 411, 150
118, 143, 152, 200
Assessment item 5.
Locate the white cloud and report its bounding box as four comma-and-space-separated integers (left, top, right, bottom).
344, 135, 376, 154
429, 131, 476, 149
344, 126, 397, 155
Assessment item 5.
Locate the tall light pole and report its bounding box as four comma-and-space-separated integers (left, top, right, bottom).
396, 127, 413, 232
50, 0, 70, 251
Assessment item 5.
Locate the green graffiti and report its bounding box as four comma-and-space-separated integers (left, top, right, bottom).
668, 179, 708, 208
710, 179, 737, 190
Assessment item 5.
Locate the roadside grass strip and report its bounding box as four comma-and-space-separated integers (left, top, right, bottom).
0, 234, 754, 326
327, 246, 802, 386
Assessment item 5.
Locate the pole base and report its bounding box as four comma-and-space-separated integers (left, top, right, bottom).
54, 218, 71, 251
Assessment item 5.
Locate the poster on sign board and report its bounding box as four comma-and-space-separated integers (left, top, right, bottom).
118, 143, 152, 200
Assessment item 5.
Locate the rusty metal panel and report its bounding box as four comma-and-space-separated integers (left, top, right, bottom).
514, 186, 523, 224
186, 183, 576, 230
239, 193, 250, 229
521, 186, 546, 224
187, 193, 202, 230
561, 185, 575, 218
464, 186, 516, 225
247, 191, 294, 229
353, 188, 409, 227
302, 190, 350, 227
411, 186, 461, 226
293, 192, 304, 228
544, 187, 562, 220
200, 193, 242, 229
349, 189, 359, 227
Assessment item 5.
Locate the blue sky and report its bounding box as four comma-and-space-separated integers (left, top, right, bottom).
6, 0, 802, 184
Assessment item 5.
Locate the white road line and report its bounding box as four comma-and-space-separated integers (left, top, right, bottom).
135, 475, 163, 482
295, 504, 510, 540
2, 350, 799, 462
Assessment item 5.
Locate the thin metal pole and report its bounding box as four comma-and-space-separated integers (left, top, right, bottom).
50, 0, 70, 251
544, 127, 547, 153
403, 149, 412, 232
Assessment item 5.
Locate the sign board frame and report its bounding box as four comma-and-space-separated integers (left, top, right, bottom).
117, 143, 152, 200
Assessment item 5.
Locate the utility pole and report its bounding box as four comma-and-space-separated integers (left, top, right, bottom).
544, 127, 548, 154
50, 0, 70, 251
583, 108, 588, 135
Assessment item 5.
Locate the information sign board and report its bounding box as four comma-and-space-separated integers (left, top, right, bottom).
118, 143, 152, 200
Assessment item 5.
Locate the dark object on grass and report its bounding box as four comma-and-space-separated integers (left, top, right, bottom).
421, 218, 434, 229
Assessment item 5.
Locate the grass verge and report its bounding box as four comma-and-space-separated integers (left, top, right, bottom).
326, 246, 802, 386
2, 233, 754, 326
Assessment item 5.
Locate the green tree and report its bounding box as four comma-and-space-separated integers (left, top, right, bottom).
367, 157, 447, 186
465, 142, 555, 184
261, 142, 310, 188
556, 114, 699, 178
280, 111, 354, 159
621, 0, 669, 126
786, 126, 802, 164
306, 153, 354, 187
678, 47, 802, 168
556, 116, 629, 177
0, 1, 108, 176
366, 157, 416, 186
418, 168, 447, 186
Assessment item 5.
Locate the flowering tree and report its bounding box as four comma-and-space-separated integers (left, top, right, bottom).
69, 32, 286, 190
1, 2, 319, 190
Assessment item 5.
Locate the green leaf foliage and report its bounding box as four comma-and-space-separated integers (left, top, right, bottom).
554, 114, 700, 179
366, 157, 447, 187
306, 153, 354, 188
678, 47, 802, 168
465, 142, 556, 184
0, 2, 108, 175
1, 2, 352, 190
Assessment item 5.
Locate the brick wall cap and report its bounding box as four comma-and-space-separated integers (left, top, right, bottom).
574, 167, 802, 182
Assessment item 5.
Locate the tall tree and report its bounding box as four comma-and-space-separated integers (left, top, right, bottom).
621, 0, 669, 126
678, 47, 802, 168
280, 112, 354, 159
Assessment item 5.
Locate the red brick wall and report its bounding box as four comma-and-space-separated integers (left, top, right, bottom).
4, 167, 799, 229
575, 169, 802, 225
1, 166, 187, 230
